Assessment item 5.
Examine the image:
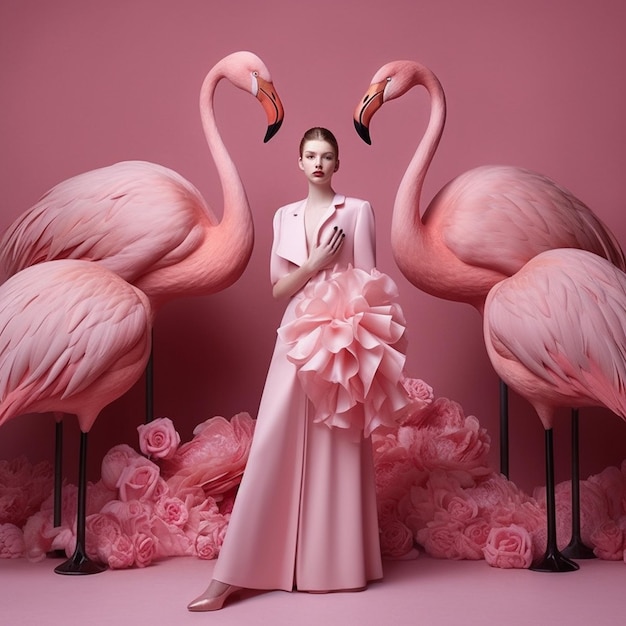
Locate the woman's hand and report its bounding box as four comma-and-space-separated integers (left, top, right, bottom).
306, 226, 345, 272
272, 227, 345, 300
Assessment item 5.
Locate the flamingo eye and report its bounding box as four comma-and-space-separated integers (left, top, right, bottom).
252, 71, 259, 76
386, 77, 392, 82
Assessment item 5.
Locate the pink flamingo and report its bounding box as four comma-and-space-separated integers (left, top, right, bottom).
483, 248, 626, 572
0, 51, 283, 532
0, 51, 284, 308
352, 59, 625, 488
0, 260, 153, 574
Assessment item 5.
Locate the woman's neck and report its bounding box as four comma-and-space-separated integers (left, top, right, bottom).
306, 183, 335, 209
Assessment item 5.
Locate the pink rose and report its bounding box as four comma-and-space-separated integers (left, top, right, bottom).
101, 444, 143, 490
154, 496, 189, 528
401, 377, 434, 405
116, 459, 163, 502
0, 523, 25, 558
380, 519, 415, 558
185, 497, 220, 536
195, 513, 229, 560
417, 520, 465, 559
463, 518, 491, 552
101, 500, 153, 535
483, 524, 533, 569
151, 518, 194, 558
133, 532, 156, 568
591, 520, 624, 560
85, 513, 122, 562
438, 493, 479, 524
397, 377, 435, 425
137, 417, 181, 460
108, 534, 134, 569
195, 533, 221, 560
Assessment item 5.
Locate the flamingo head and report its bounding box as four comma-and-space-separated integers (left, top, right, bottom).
218, 51, 285, 142
353, 60, 426, 145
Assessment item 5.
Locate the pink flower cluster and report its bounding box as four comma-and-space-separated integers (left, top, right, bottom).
1, 413, 254, 569
372, 377, 626, 568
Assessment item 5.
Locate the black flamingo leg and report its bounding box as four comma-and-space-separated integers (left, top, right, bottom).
531, 428, 578, 572
562, 408, 595, 559
48, 420, 66, 558
499, 380, 509, 478
54, 432, 106, 575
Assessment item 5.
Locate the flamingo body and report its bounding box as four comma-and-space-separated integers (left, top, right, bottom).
354, 60, 625, 312
0, 260, 153, 432
0, 51, 284, 307
483, 248, 626, 570
483, 248, 626, 428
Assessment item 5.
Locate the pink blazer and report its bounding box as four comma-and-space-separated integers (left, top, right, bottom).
270, 194, 376, 285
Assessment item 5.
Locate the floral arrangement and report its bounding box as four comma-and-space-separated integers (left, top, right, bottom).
374, 378, 626, 567
0, 412, 254, 567
2, 378, 626, 569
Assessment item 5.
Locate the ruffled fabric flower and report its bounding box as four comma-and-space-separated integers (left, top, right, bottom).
162, 413, 254, 500
279, 266, 410, 436
137, 417, 181, 460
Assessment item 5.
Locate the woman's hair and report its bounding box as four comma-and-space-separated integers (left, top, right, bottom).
299, 127, 339, 159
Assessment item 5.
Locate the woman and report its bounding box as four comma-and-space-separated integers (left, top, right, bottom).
188, 127, 407, 611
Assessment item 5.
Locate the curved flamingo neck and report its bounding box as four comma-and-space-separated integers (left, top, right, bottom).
392, 66, 446, 254
199, 63, 254, 259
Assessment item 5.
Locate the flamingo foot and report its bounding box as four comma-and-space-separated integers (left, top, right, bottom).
530, 548, 579, 573
54, 545, 107, 576
561, 537, 596, 560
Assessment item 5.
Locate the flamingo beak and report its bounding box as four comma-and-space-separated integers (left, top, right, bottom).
255, 77, 284, 143
353, 80, 386, 145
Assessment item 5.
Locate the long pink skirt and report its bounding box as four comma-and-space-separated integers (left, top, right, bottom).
212, 300, 382, 591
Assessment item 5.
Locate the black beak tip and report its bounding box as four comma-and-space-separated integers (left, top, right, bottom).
264, 119, 283, 143
353, 119, 372, 145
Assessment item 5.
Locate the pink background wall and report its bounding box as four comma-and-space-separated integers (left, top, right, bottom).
1, 0, 625, 493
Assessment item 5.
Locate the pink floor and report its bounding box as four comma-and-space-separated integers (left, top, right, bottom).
2, 553, 625, 625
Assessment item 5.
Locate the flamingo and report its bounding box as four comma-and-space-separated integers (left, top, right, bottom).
352, 59, 623, 311
0, 260, 153, 574
0, 51, 283, 534
0, 50, 284, 304
483, 248, 626, 572
352, 60, 625, 549
0, 49, 283, 414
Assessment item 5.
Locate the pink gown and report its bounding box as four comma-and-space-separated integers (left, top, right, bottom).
213, 194, 384, 591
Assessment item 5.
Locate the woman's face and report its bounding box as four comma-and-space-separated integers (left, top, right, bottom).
298, 139, 339, 186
